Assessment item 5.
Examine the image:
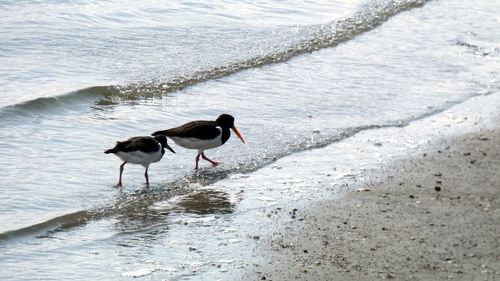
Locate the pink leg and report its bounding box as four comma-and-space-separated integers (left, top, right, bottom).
195, 153, 201, 170
116, 162, 126, 187
201, 152, 219, 166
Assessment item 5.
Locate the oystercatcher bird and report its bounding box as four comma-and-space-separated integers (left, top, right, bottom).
104, 135, 175, 187
152, 114, 245, 169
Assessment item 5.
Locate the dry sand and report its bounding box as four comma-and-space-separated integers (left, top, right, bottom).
257, 129, 500, 280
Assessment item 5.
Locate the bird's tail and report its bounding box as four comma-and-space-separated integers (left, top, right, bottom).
152, 130, 168, 136
104, 148, 117, 154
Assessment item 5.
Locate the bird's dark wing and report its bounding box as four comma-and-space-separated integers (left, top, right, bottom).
153, 121, 221, 140
114, 136, 160, 153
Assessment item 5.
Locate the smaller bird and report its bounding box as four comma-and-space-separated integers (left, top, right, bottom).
152, 114, 245, 169
104, 135, 175, 187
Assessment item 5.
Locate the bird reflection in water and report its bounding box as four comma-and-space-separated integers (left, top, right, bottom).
113, 188, 234, 243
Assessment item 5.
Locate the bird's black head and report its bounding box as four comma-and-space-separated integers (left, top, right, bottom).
215, 114, 245, 144
153, 135, 175, 153
215, 114, 235, 129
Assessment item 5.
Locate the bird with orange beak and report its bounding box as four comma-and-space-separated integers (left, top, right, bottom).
152, 114, 245, 169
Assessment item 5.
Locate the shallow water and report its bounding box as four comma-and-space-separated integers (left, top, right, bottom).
0, 0, 364, 106
0, 0, 499, 279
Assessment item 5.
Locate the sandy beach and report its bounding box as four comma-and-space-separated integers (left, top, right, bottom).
257, 128, 500, 280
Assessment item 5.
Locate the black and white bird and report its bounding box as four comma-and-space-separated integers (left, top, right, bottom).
104, 135, 175, 187
152, 114, 245, 169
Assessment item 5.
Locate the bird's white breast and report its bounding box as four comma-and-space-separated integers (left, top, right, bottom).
170, 133, 223, 152
116, 149, 163, 167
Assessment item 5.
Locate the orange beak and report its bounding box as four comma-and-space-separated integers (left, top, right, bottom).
231, 126, 245, 144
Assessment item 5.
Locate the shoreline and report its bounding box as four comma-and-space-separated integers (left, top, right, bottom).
256, 129, 500, 280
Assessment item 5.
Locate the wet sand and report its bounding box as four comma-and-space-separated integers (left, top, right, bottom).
258, 129, 500, 280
